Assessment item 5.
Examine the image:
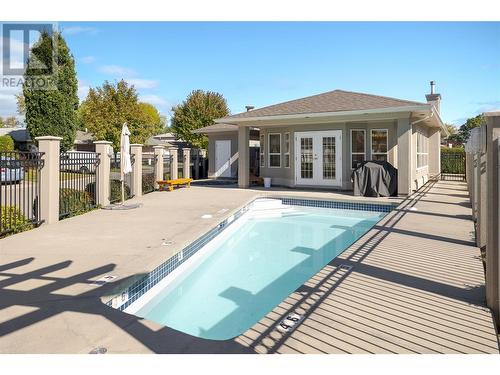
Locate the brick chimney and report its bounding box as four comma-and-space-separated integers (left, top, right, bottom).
425, 80, 441, 114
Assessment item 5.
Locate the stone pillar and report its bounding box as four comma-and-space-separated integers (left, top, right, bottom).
153, 146, 164, 188
428, 127, 441, 177
169, 148, 178, 180
94, 141, 112, 207
183, 148, 191, 179
484, 112, 500, 326
130, 144, 143, 197
397, 118, 412, 195
36, 136, 62, 224
238, 126, 250, 188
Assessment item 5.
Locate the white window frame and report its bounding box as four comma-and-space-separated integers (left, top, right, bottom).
350, 129, 366, 169
260, 133, 265, 168
370, 129, 388, 161
268, 133, 281, 168
416, 131, 429, 170
283, 132, 290, 168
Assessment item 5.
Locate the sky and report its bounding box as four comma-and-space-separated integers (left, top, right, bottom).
1, 22, 499, 126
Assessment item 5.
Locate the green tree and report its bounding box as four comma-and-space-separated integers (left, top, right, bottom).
0, 117, 4, 128
78, 80, 163, 150
448, 114, 484, 145
0, 135, 15, 151
138, 102, 163, 131
23, 31, 79, 151
171, 90, 229, 149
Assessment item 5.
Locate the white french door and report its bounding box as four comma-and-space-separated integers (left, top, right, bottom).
294, 131, 342, 186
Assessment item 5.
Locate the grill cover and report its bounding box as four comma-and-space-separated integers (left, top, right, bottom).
352, 161, 398, 197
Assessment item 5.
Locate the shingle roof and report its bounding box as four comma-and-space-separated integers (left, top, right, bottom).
192, 123, 238, 134
220, 89, 427, 120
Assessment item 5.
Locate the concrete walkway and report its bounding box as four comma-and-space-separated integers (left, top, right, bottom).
0, 181, 498, 353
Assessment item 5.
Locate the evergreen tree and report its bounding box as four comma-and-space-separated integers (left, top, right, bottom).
23, 31, 79, 151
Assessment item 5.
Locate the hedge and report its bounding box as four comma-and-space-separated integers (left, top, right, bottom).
59, 188, 95, 217
0, 135, 15, 152
142, 173, 155, 194
1, 206, 33, 235
110, 179, 131, 203
441, 147, 465, 174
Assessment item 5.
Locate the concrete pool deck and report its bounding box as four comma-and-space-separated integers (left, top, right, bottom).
0, 181, 498, 353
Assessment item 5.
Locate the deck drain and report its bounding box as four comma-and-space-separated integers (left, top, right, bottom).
92, 275, 117, 285
89, 346, 107, 354
277, 313, 303, 334
162, 240, 174, 246
338, 264, 353, 271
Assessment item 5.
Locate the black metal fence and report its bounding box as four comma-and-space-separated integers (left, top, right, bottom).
59, 151, 100, 219
178, 152, 185, 179
109, 152, 134, 203
0, 151, 44, 237
142, 153, 156, 194
190, 149, 208, 180
163, 154, 172, 180
441, 150, 466, 181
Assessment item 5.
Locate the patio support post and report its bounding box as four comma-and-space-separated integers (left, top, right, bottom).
36, 136, 62, 224
169, 148, 178, 180
397, 118, 412, 195
94, 140, 112, 207
130, 144, 143, 197
183, 148, 191, 179
485, 112, 500, 326
428, 128, 441, 177
153, 146, 164, 189
238, 126, 250, 188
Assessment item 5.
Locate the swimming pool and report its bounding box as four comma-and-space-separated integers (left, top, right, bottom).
122, 198, 388, 340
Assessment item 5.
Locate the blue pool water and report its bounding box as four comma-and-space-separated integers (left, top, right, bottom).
133, 201, 385, 340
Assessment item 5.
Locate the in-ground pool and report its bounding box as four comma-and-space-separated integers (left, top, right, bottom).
124, 198, 388, 340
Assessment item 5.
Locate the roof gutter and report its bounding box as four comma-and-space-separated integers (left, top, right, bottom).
216, 105, 432, 124
410, 107, 448, 136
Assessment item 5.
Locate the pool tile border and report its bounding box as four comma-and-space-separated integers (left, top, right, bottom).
104, 197, 394, 311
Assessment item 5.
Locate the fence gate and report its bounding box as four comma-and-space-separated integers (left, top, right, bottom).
0, 151, 44, 237
163, 154, 172, 180
142, 153, 157, 194
440, 151, 466, 181
59, 151, 100, 219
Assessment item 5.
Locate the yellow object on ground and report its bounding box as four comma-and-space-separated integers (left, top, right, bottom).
157, 178, 193, 191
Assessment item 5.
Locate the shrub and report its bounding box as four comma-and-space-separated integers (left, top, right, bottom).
441, 147, 465, 174
110, 179, 131, 203
1, 206, 33, 235
59, 188, 95, 217
142, 173, 155, 194
0, 135, 15, 152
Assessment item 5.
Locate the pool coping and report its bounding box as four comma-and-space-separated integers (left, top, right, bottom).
103, 195, 396, 314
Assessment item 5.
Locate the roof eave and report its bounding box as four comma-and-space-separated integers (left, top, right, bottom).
216, 105, 432, 125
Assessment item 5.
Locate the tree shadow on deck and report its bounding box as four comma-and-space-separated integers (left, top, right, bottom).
0, 257, 253, 353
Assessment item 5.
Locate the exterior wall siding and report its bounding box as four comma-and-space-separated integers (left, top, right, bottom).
258, 120, 397, 190
412, 123, 431, 190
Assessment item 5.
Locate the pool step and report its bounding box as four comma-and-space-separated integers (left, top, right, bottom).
250, 199, 296, 218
